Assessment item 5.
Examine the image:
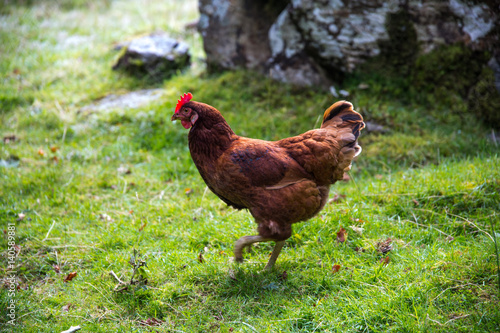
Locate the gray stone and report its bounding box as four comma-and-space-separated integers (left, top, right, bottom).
198, 0, 498, 87
79, 89, 165, 113
113, 33, 190, 78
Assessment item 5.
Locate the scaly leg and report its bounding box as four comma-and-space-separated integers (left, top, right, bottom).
233, 235, 271, 263
264, 240, 286, 271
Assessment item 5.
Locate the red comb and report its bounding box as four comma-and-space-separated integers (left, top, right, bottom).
175, 92, 193, 113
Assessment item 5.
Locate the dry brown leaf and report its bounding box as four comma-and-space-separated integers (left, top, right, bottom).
63, 272, 77, 283
3, 135, 17, 144
328, 193, 346, 204
380, 256, 390, 266
198, 252, 204, 263
376, 238, 393, 254
62, 304, 72, 312
138, 318, 164, 327
50, 146, 59, 153
53, 265, 61, 274
228, 269, 237, 281
336, 227, 347, 243
138, 221, 147, 232
332, 264, 341, 273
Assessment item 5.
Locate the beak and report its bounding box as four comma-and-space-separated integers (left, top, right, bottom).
171, 113, 181, 121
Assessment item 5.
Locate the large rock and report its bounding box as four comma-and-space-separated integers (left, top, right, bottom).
113, 33, 190, 78
198, 0, 498, 87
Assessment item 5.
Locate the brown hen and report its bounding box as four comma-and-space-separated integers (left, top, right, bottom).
171, 93, 364, 270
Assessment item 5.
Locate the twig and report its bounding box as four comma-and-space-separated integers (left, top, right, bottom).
426, 313, 470, 326
490, 215, 500, 295
403, 217, 453, 238
49, 245, 105, 252
414, 208, 493, 242
60, 326, 81, 333
447, 212, 493, 242
431, 283, 484, 303
43, 220, 56, 242
109, 271, 125, 285
229, 321, 258, 332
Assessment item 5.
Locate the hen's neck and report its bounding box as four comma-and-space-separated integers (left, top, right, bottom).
188, 116, 236, 162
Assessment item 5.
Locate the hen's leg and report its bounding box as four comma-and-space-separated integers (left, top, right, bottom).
234, 235, 271, 263
264, 240, 285, 271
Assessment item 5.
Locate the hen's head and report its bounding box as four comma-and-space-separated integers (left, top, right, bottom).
171, 92, 198, 129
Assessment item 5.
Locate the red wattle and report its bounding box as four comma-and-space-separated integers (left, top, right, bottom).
181, 120, 192, 129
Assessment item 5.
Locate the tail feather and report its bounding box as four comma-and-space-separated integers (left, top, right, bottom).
321, 100, 365, 175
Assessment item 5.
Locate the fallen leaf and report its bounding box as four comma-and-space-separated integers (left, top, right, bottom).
336, 227, 347, 243
229, 328, 234, 332
51, 156, 59, 163
62, 304, 72, 312
376, 238, 393, 254
138, 318, 164, 327
50, 146, 59, 153
117, 166, 131, 174
358, 83, 369, 90
262, 282, 279, 290
63, 272, 77, 283
445, 236, 455, 242
53, 265, 61, 273
99, 213, 113, 222
60, 325, 81, 333
349, 225, 364, 235
350, 217, 368, 224
198, 252, 204, 263
228, 269, 237, 281
354, 246, 366, 253
332, 264, 341, 273
38, 149, 45, 156
412, 199, 420, 206
3, 135, 17, 144
139, 221, 147, 232
380, 256, 390, 266
328, 193, 346, 204
13, 68, 20, 75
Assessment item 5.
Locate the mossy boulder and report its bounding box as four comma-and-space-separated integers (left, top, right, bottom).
113, 33, 190, 80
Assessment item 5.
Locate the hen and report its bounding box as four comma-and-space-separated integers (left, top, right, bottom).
171, 93, 364, 270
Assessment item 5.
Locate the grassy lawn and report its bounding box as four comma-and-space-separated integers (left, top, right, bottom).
1, 1, 499, 332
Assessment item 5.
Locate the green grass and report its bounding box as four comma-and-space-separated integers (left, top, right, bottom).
1, 1, 499, 332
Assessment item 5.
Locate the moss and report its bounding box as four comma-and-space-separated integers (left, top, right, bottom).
467, 66, 500, 128
412, 43, 489, 98
378, 9, 419, 76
